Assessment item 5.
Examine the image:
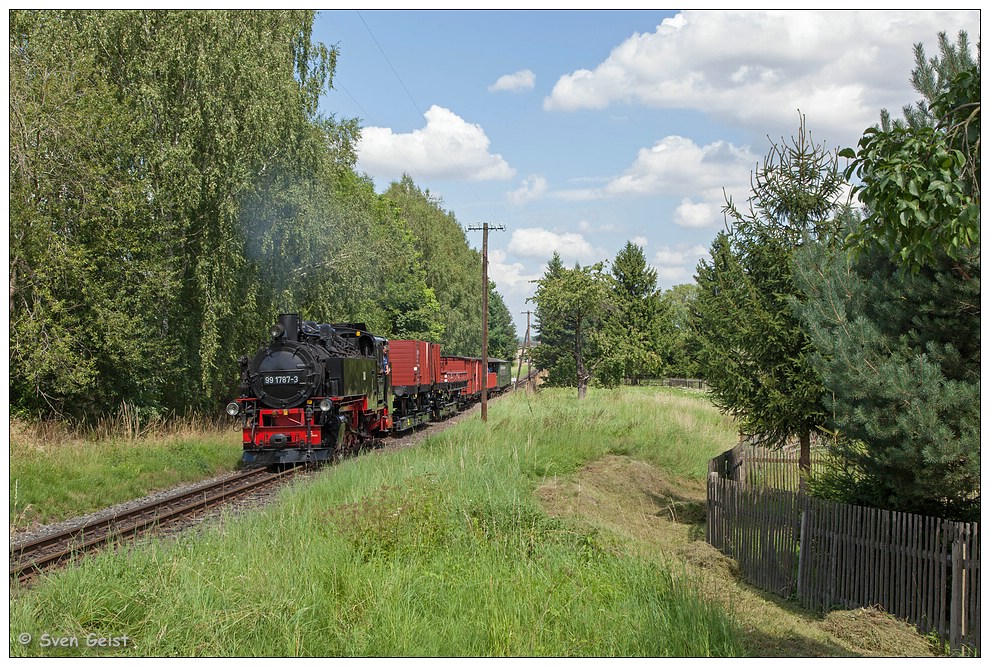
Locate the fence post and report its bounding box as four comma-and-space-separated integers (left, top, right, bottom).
797, 509, 808, 602
950, 529, 963, 652
707, 472, 720, 548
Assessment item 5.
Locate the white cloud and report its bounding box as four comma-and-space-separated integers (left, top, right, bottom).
489, 69, 536, 93
561, 135, 756, 205
544, 10, 979, 146
654, 245, 708, 266
673, 199, 724, 229
488, 249, 540, 297
577, 220, 616, 234
605, 136, 756, 198
507, 175, 548, 205
655, 265, 694, 284
652, 244, 710, 288
508, 227, 595, 263
632, 236, 648, 248
357, 105, 515, 182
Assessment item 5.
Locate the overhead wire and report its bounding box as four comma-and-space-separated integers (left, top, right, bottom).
354, 9, 502, 224
332, 76, 439, 195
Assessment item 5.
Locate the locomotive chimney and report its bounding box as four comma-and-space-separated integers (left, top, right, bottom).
276, 313, 300, 342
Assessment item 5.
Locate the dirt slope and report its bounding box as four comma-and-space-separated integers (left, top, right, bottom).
537, 455, 937, 658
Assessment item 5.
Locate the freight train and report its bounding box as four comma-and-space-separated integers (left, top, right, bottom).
225, 313, 512, 466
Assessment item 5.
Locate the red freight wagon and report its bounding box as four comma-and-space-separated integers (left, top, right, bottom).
441, 356, 484, 397
389, 339, 438, 390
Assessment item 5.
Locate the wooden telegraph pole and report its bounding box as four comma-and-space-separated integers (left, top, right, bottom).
467, 223, 504, 422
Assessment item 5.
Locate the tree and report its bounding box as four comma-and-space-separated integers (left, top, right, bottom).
792, 40, 980, 521
486, 284, 518, 362
531, 261, 611, 399
793, 238, 979, 521
880, 30, 977, 131
595, 242, 669, 386
695, 116, 847, 474
530, 253, 576, 387
383, 176, 491, 355
660, 283, 702, 378
845, 32, 979, 272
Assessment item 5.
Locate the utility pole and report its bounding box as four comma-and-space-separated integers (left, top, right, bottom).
516, 310, 532, 390
467, 223, 504, 422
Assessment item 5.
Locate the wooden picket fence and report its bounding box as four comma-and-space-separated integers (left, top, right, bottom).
707, 443, 980, 655
661, 377, 708, 390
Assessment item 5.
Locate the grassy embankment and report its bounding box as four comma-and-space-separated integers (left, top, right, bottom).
10, 386, 746, 657
10, 412, 243, 527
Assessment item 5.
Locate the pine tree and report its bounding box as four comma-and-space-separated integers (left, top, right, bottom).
596, 242, 668, 386
530, 253, 576, 387
695, 116, 847, 474
794, 234, 979, 520
880, 30, 976, 131
795, 44, 980, 520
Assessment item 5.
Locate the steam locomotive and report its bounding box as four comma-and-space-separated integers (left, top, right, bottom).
226, 313, 512, 466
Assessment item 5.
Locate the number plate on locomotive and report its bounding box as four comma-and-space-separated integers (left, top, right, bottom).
263, 375, 300, 385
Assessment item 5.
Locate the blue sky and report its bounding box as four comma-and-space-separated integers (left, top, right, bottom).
312, 9, 980, 336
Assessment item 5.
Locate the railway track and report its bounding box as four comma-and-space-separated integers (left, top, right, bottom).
11, 372, 540, 583
9, 467, 297, 583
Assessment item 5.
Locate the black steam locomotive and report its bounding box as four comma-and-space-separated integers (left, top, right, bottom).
226, 313, 391, 466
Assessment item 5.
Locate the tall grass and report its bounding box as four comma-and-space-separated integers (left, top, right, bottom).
10, 415, 242, 526
10, 387, 743, 657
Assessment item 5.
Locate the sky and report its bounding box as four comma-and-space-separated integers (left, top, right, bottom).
312, 9, 981, 336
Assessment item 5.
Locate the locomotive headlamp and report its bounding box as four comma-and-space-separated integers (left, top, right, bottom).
270, 323, 285, 339
226, 402, 241, 416
319, 398, 333, 412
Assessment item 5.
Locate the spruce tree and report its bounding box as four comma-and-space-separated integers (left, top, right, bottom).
530, 253, 576, 387
596, 242, 668, 386
794, 44, 980, 520
694, 116, 847, 474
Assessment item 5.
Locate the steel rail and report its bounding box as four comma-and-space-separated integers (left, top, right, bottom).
10, 467, 295, 582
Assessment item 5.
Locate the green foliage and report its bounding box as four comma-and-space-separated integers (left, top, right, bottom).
793, 37, 981, 520
486, 284, 518, 361
383, 176, 515, 356
531, 260, 612, 398
530, 253, 576, 387
595, 242, 670, 386
793, 236, 980, 521
879, 30, 977, 131
9, 10, 337, 417
9, 11, 512, 423
843, 49, 979, 271
695, 117, 847, 452
660, 284, 702, 378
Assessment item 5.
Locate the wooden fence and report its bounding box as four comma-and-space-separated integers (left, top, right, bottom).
661, 377, 708, 390
707, 444, 980, 655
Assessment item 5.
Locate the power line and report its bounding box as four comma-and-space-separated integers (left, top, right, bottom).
332, 77, 438, 194
355, 10, 496, 219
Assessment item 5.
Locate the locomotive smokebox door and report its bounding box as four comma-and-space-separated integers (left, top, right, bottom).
249, 341, 319, 409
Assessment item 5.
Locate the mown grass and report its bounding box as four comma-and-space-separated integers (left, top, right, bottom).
10, 419, 243, 526
10, 387, 743, 657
